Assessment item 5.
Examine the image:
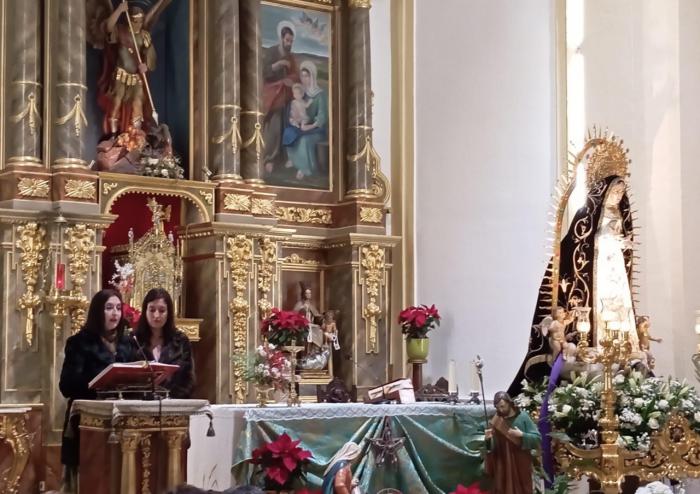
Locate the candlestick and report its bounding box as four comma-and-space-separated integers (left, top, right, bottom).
56, 263, 65, 291
470, 361, 480, 392
448, 360, 457, 394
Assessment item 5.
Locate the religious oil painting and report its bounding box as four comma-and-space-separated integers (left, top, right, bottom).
261, 2, 332, 190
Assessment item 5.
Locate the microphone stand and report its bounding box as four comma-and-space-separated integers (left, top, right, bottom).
132, 334, 163, 491
132, 335, 157, 399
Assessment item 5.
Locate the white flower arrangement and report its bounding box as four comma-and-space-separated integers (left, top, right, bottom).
241, 345, 292, 390
635, 481, 673, 494
109, 260, 135, 300
140, 154, 185, 179
520, 369, 700, 452
515, 376, 548, 416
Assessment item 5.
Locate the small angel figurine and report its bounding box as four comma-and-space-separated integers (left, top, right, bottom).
636, 315, 662, 352
539, 306, 577, 362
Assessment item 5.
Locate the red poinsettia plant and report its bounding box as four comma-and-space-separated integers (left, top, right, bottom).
122, 303, 141, 329
248, 432, 313, 489
261, 308, 310, 346
450, 483, 489, 494
398, 304, 441, 339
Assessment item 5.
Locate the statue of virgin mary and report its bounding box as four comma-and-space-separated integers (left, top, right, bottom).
509, 135, 641, 396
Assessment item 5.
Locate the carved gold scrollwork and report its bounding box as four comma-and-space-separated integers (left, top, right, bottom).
257, 237, 277, 319
349, 0, 371, 7
79, 415, 108, 428
102, 182, 118, 196
199, 190, 214, 206
276, 206, 332, 225
360, 244, 385, 354
115, 415, 189, 429
0, 413, 31, 494
241, 112, 265, 163
223, 194, 251, 212
212, 110, 242, 156
359, 207, 383, 223
17, 178, 50, 198
141, 434, 152, 494
55, 94, 88, 137
251, 198, 275, 216
65, 179, 96, 200
15, 223, 47, 347
10, 92, 42, 136
280, 253, 321, 266
556, 412, 700, 487
227, 235, 253, 403
347, 132, 389, 203
64, 224, 95, 333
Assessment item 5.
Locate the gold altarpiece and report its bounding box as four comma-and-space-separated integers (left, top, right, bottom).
0, 0, 401, 490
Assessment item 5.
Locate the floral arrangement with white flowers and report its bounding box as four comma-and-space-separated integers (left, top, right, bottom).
242, 344, 292, 390
634, 481, 674, 494
109, 260, 135, 299
546, 372, 603, 448
521, 370, 700, 452
514, 376, 549, 416
141, 154, 184, 179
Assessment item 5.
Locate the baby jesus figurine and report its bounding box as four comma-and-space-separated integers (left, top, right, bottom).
323, 310, 340, 351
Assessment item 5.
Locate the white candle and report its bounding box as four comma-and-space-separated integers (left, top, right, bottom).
471, 363, 480, 392
448, 360, 456, 394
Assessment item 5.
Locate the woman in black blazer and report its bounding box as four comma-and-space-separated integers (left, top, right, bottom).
132, 288, 195, 398
59, 288, 137, 490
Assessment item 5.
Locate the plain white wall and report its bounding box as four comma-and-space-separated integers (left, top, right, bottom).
677, 0, 700, 382
414, 0, 558, 396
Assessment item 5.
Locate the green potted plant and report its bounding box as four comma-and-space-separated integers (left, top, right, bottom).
399, 304, 441, 361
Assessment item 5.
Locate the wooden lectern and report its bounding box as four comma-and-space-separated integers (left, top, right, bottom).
72, 399, 209, 494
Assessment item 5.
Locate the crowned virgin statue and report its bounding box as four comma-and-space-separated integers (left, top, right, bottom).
509, 133, 643, 396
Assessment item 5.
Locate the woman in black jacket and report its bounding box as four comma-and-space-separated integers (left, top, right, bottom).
133, 288, 195, 398
59, 288, 137, 490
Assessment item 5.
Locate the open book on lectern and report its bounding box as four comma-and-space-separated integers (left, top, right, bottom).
88, 361, 179, 390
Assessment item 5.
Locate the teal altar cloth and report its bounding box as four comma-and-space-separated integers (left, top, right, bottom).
230, 402, 491, 494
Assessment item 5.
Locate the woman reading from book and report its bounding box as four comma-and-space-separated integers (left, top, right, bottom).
133, 288, 195, 398
59, 288, 137, 491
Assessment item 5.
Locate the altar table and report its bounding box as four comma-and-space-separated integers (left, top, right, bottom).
188, 402, 490, 494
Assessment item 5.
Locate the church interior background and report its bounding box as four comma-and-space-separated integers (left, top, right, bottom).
2, 0, 700, 493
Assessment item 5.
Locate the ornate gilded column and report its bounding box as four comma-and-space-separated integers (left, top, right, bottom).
120, 431, 140, 494
208, 0, 243, 182
239, 0, 265, 184
165, 430, 187, 490
52, 0, 88, 168
344, 0, 375, 198
5, 0, 43, 166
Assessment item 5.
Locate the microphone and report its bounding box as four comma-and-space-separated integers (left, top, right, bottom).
132, 335, 157, 399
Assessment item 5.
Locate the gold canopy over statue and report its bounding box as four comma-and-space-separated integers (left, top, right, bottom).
128, 198, 181, 309
121, 197, 200, 340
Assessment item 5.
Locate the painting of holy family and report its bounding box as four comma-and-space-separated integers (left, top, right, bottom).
261, 2, 332, 190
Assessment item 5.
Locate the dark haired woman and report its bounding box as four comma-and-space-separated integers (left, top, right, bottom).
133, 288, 195, 398
59, 288, 137, 491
